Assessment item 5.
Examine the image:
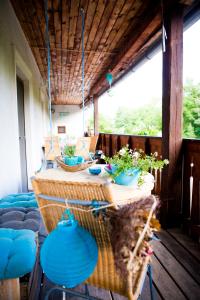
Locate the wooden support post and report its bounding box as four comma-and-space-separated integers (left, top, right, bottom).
161, 4, 184, 228
94, 97, 99, 135
0, 279, 20, 300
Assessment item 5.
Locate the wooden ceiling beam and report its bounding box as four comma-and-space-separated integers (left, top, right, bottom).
11, 0, 193, 106
69, 0, 98, 100
71, 0, 106, 102
54, 0, 62, 101
179, 0, 195, 5
87, 7, 161, 102
29, 46, 118, 55
82, 0, 140, 103
68, 0, 90, 99
82, 30, 162, 108
78, 0, 123, 96
64, 0, 81, 103
85, 0, 188, 105
76, 0, 128, 104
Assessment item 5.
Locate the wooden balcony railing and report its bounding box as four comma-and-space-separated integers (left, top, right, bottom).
97, 133, 162, 156
182, 139, 200, 237
97, 133, 200, 238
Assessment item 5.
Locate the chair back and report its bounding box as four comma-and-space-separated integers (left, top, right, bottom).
74, 137, 91, 160
89, 135, 99, 153
44, 136, 61, 160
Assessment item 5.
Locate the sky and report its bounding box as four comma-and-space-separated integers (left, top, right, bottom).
97, 19, 200, 117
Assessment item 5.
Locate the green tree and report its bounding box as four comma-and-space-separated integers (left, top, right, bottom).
88, 82, 200, 139
99, 114, 114, 133
114, 104, 162, 136
183, 81, 200, 138
88, 113, 114, 133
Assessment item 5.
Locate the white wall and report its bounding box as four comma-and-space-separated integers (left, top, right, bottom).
0, 0, 49, 196
52, 104, 93, 149
52, 105, 84, 139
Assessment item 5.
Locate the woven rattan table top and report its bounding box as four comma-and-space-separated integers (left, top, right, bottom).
36, 165, 154, 203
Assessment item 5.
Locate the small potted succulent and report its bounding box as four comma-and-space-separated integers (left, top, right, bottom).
103, 145, 169, 186
63, 145, 84, 166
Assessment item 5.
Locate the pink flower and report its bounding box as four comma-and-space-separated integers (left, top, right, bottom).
107, 164, 112, 170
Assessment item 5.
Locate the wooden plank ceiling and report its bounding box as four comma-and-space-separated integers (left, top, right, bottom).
10, 0, 191, 106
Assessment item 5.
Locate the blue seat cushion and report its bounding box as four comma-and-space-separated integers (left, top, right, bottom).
0, 192, 38, 208
0, 208, 47, 244
0, 208, 41, 231
0, 228, 36, 279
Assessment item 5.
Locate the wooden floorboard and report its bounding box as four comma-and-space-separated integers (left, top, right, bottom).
40, 275, 62, 299
151, 255, 186, 300
140, 275, 162, 300
29, 254, 43, 300
31, 229, 200, 300
153, 240, 200, 299
87, 284, 112, 299
167, 228, 200, 263
111, 291, 127, 300
40, 278, 86, 299
157, 230, 200, 284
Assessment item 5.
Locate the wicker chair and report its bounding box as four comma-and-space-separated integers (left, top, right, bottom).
44, 136, 61, 161
89, 135, 99, 153
32, 177, 156, 300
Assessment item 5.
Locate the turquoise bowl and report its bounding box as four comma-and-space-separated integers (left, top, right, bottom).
105, 165, 141, 186
89, 167, 101, 175
64, 156, 84, 166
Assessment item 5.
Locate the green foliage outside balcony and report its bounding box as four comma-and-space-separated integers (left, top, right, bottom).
183, 81, 200, 138
89, 81, 200, 139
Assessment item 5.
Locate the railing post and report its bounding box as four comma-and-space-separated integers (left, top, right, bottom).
161, 3, 184, 228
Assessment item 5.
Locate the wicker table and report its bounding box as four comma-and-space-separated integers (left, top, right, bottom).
32, 166, 155, 300
35, 165, 154, 205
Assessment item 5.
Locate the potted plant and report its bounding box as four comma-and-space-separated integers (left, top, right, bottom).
63, 145, 84, 166
103, 145, 169, 186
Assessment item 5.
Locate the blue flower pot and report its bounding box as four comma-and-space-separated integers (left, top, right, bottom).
64, 156, 84, 166
89, 167, 101, 175
105, 165, 141, 186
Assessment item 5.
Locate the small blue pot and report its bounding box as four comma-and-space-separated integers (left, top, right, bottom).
89, 167, 101, 175
64, 156, 84, 166
105, 165, 141, 186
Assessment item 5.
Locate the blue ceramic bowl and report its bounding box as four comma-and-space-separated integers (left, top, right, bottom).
89, 167, 101, 175
105, 164, 141, 186
64, 156, 84, 166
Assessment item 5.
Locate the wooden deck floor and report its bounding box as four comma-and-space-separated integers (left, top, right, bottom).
28, 228, 200, 300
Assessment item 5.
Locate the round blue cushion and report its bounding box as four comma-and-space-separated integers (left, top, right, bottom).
0, 228, 36, 279
0, 192, 37, 208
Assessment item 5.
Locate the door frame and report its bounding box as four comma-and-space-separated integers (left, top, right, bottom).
14, 49, 34, 191
16, 76, 28, 192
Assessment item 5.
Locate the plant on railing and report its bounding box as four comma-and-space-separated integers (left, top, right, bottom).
103, 145, 169, 185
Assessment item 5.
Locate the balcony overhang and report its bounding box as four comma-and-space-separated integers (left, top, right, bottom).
10, 0, 197, 106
